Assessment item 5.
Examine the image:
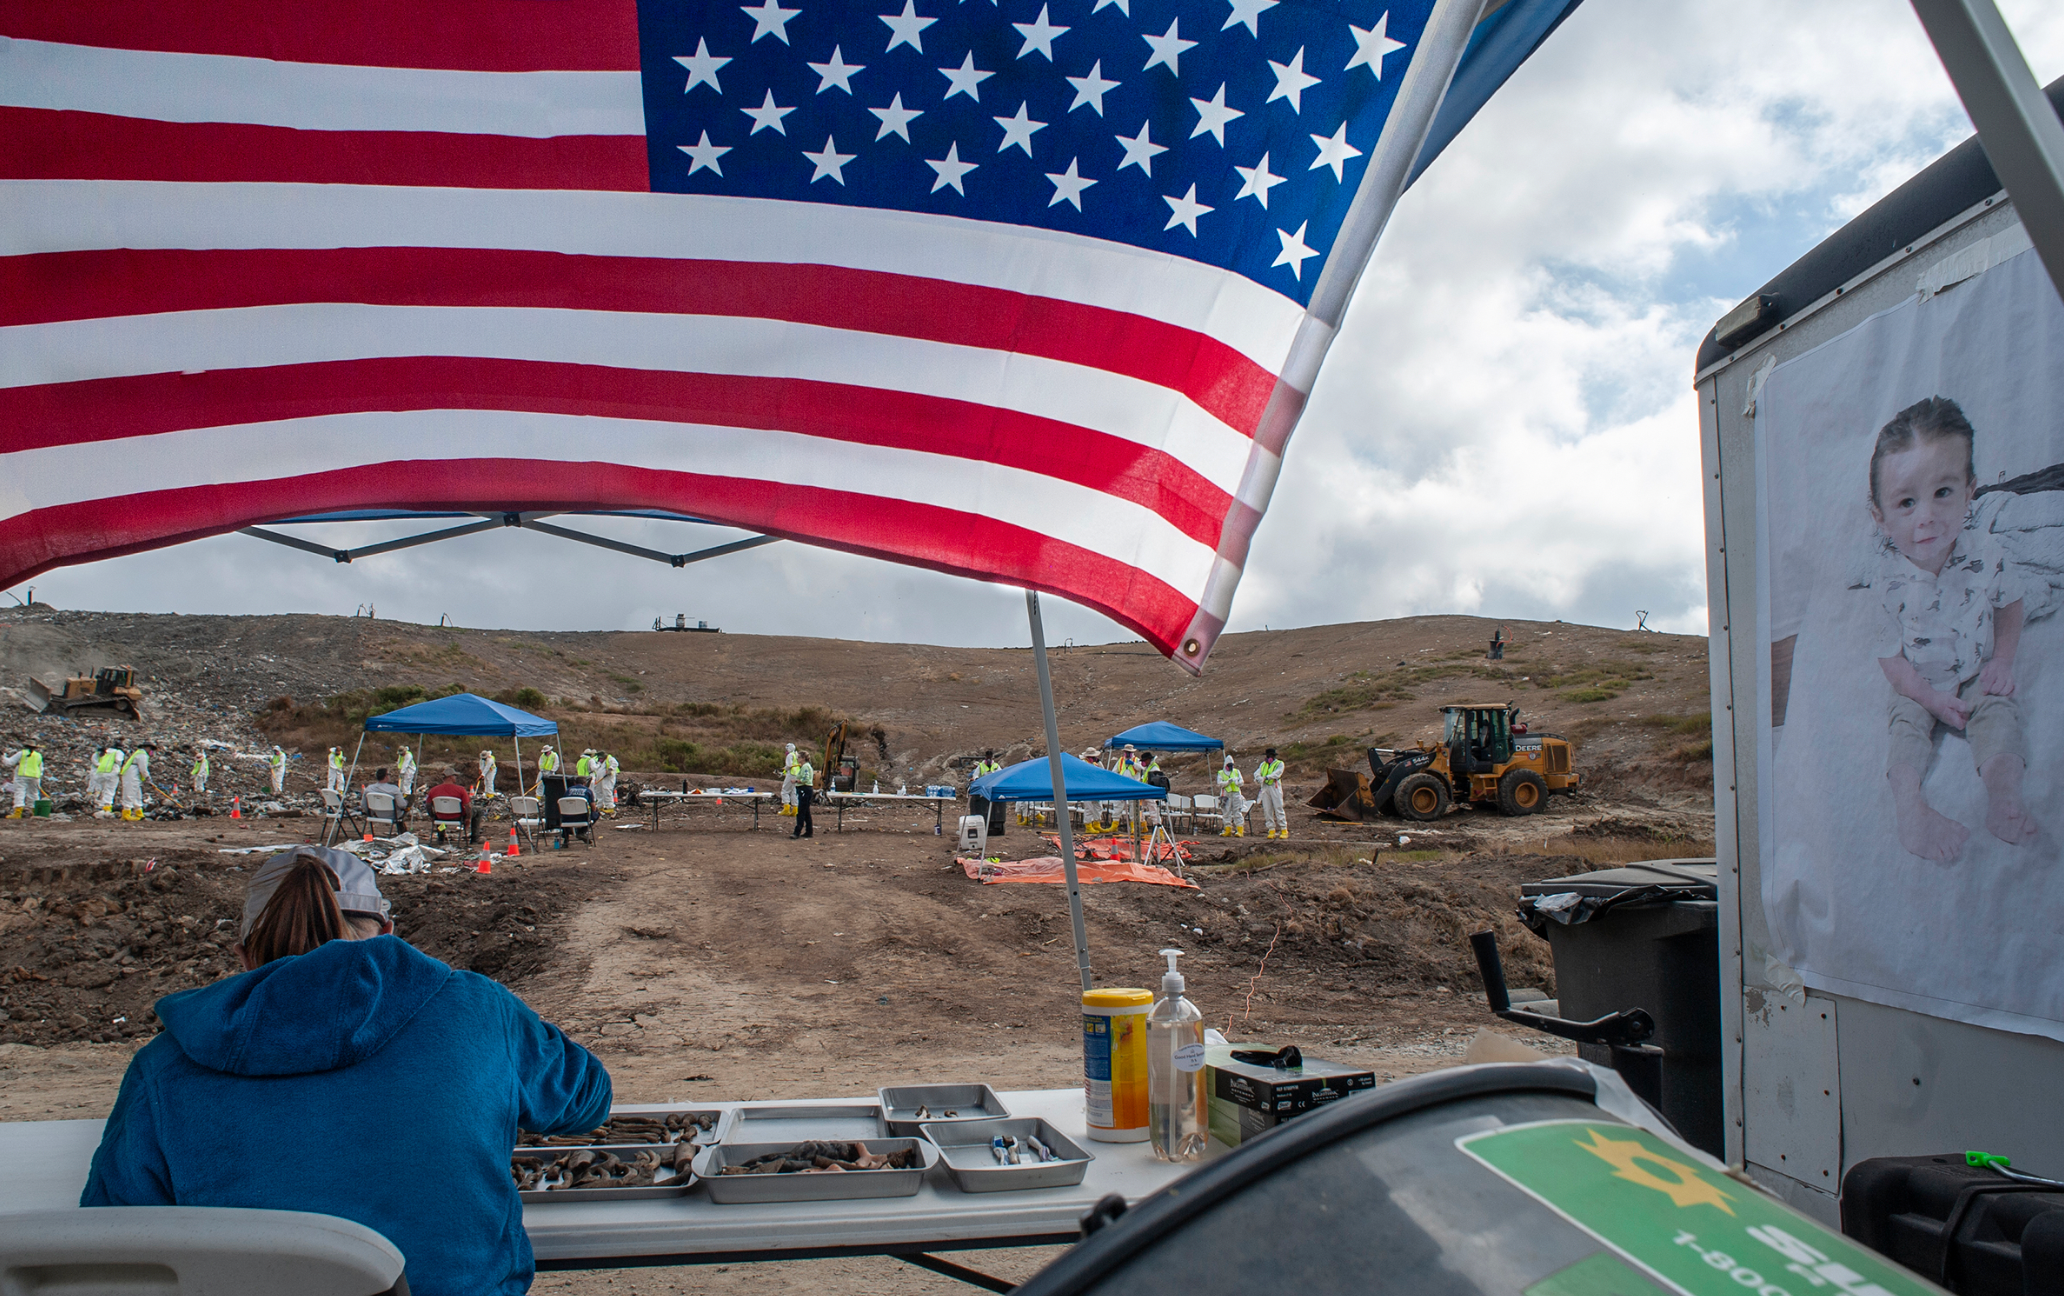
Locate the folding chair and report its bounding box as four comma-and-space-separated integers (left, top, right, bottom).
363, 791, 400, 839
320, 788, 362, 840
510, 795, 543, 847
556, 795, 595, 848
1193, 793, 1220, 835
1167, 793, 1192, 833
428, 795, 468, 845
0, 1206, 405, 1296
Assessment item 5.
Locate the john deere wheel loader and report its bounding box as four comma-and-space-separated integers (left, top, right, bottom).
1307, 703, 1577, 823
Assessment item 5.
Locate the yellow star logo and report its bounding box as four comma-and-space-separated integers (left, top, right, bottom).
1576, 1128, 1736, 1215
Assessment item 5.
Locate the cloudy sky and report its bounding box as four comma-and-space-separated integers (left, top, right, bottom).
16, 0, 2064, 650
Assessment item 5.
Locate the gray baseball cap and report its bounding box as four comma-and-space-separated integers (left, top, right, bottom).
240, 846, 392, 940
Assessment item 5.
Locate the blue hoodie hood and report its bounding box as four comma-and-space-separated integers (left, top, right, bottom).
156, 935, 453, 1077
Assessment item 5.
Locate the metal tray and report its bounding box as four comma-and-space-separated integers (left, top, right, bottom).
693, 1138, 938, 1203
877, 1084, 1009, 1136
920, 1118, 1094, 1193
517, 1106, 731, 1152
512, 1144, 697, 1203
721, 1103, 887, 1145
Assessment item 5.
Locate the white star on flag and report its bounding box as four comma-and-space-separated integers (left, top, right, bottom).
1045, 158, 1097, 210
880, 0, 936, 54
1141, 20, 1198, 75
674, 39, 731, 94
1273, 221, 1319, 279
804, 135, 856, 184
1346, 12, 1408, 78
1267, 48, 1320, 113
808, 46, 865, 93
1221, 0, 1279, 38
741, 89, 797, 134
939, 52, 995, 101
1115, 121, 1167, 175
1091, 0, 1128, 15
1307, 122, 1363, 181
740, 0, 801, 44
678, 130, 731, 175
1012, 5, 1069, 60
993, 102, 1048, 155
1188, 83, 1244, 144
1066, 61, 1119, 115
926, 141, 978, 193
868, 92, 924, 141
1234, 152, 1285, 208
1161, 183, 1213, 236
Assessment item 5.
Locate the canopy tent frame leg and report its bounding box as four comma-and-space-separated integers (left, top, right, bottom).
325, 732, 367, 846
1909, 0, 2064, 302
1027, 592, 1092, 994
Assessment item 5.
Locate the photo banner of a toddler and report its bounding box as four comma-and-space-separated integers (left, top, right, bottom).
1757, 240, 2064, 1039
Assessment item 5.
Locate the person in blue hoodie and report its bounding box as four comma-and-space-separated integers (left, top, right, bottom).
81, 846, 612, 1296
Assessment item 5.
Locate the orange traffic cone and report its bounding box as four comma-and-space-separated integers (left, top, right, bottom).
230, 797, 242, 820
476, 843, 492, 874
363, 832, 374, 842
507, 828, 520, 858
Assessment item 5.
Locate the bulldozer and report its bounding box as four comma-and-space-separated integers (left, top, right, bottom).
1307, 702, 1577, 823
28, 666, 147, 720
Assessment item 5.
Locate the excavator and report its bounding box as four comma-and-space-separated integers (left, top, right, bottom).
1308, 702, 1578, 823
821, 723, 858, 793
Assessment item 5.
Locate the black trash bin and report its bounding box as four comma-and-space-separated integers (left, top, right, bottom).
968, 793, 1006, 837
1518, 858, 1722, 1157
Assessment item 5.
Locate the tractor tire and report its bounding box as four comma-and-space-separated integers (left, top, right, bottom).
1498, 769, 1548, 816
1395, 772, 1450, 822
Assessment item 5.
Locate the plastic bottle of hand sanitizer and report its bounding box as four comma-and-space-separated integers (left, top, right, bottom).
1147, 947, 1208, 1162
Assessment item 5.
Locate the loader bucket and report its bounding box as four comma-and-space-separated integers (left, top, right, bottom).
1308, 769, 1375, 822
25, 677, 54, 713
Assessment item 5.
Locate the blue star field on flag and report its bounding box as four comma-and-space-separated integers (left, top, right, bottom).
637, 0, 1433, 305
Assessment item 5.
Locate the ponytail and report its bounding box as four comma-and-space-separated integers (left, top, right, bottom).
242, 853, 357, 966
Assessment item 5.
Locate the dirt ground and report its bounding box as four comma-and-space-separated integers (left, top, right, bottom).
0, 798, 1696, 1293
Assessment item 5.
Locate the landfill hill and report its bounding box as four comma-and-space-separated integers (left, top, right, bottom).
0, 607, 1714, 811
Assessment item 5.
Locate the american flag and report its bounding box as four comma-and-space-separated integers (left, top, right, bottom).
0, 0, 1520, 669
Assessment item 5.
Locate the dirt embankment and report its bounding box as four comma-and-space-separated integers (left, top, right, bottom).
3, 607, 1715, 807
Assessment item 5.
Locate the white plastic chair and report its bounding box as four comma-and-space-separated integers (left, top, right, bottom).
319, 788, 361, 840
556, 795, 595, 847
428, 795, 465, 844
509, 795, 543, 847
1193, 793, 1220, 834
363, 791, 399, 838
0, 1206, 406, 1296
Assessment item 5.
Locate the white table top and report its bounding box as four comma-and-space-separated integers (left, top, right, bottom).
823, 792, 957, 802
641, 790, 776, 801
0, 1089, 1204, 1263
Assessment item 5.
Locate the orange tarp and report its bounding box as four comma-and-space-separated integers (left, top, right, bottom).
958, 856, 1197, 889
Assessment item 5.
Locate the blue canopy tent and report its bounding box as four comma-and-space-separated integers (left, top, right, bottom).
334, 693, 558, 842
969, 753, 1169, 804
1102, 722, 1223, 753
969, 752, 1167, 980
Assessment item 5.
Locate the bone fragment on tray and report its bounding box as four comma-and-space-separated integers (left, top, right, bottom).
716, 1140, 921, 1175
518, 1110, 717, 1147
511, 1141, 695, 1190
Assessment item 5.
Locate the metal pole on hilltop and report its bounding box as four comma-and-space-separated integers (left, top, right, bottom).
1027, 591, 1091, 993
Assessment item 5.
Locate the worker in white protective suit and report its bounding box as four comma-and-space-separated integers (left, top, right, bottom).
1215, 755, 1247, 837
120, 743, 156, 821
396, 747, 417, 798
1253, 747, 1286, 839
597, 752, 620, 812
780, 744, 800, 816
5, 743, 44, 817
190, 748, 210, 803
90, 746, 123, 816
326, 747, 346, 794
477, 750, 497, 798
268, 745, 287, 795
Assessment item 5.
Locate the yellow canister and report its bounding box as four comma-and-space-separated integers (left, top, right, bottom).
1081, 987, 1153, 1142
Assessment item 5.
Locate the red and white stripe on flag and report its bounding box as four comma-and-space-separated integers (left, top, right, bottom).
0, 0, 1309, 670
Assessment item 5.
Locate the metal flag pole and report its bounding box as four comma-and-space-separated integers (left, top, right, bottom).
1027, 591, 1092, 993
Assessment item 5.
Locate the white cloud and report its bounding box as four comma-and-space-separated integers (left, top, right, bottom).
18, 0, 2064, 650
